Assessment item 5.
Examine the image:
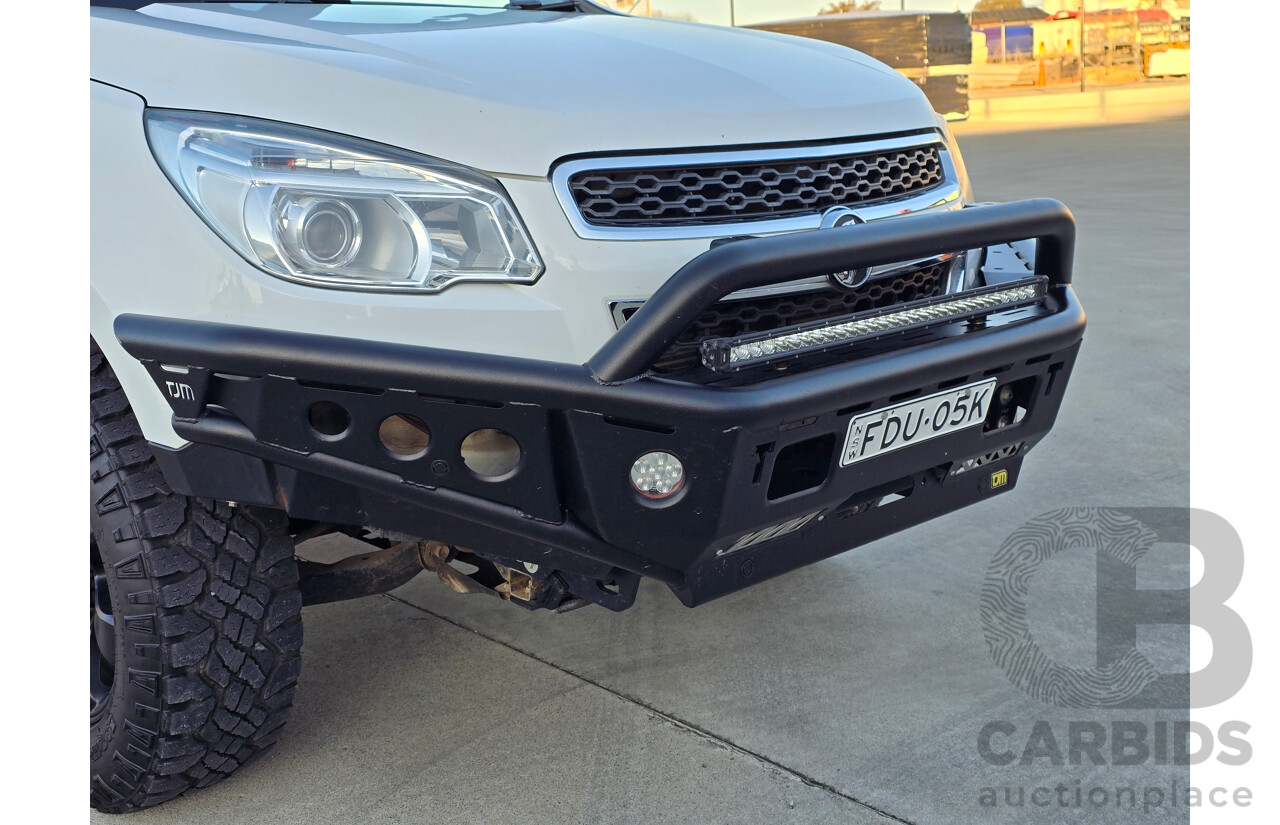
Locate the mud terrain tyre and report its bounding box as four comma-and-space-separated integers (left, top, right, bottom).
90, 340, 303, 813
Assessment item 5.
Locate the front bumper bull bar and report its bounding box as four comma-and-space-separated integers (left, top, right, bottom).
115, 199, 1085, 609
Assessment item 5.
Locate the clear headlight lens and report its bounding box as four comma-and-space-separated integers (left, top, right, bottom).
935, 112, 974, 205
145, 111, 543, 293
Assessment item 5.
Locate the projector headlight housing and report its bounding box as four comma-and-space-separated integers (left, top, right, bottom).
145, 111, 543, 293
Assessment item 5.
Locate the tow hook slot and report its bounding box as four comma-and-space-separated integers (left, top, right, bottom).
834, 476, 915, 520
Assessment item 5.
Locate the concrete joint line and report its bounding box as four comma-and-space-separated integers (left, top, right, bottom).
383, 593, 917, 824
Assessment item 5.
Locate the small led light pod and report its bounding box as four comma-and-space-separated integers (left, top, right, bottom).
630, 452, 685, 500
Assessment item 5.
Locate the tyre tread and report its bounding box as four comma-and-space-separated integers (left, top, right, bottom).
90, 341, 302, 814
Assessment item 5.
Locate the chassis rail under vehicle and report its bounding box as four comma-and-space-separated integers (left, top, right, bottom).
115, 199, 1085, 611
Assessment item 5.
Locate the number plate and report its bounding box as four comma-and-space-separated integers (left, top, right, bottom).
840, 378, 997, 467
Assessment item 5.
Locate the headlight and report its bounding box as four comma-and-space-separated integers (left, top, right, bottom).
145, 111, 543, 293
934, 112, 974, 205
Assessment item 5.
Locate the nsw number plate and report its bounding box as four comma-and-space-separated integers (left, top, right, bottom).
840, 378, 997, 467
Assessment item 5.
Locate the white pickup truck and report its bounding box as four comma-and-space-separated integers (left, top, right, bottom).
90, 0, 1085, 812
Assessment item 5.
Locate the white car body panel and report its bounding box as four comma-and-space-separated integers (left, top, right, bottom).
90, 3, 935, 176
90, 3, 952, 448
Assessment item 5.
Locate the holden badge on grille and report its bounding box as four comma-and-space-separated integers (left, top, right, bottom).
820, 206, 871, 291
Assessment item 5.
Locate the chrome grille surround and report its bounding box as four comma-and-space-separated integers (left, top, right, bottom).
551, 132, 962, 241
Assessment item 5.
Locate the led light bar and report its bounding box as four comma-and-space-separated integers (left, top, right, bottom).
700, 276, 1048, 373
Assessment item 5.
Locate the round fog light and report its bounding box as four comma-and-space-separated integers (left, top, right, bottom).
630, 452, 685, 500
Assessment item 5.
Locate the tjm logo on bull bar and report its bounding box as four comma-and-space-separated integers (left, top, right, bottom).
981, 507, 1250, 710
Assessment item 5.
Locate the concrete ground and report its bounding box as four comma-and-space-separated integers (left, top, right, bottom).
94, 119, 1190, 825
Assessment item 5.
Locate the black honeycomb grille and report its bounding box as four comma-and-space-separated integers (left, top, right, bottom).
623, 259, 951, 373
569, 145, 944, 227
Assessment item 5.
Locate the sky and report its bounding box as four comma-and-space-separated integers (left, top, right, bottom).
621, 0, 983, 27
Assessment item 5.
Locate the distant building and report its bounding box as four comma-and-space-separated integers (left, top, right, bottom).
971, 7, 1046, 62
749, 11, 973, 118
